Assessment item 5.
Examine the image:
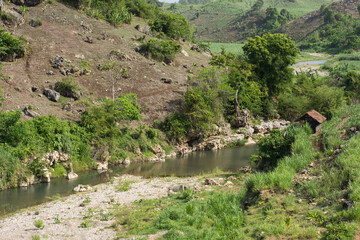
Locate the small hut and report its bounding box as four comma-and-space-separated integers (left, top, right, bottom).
299, 110, 327, 133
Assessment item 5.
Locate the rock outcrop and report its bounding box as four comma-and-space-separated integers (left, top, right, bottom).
254, 120, 290, 134
135, 24, 151, 35
3, 7, 25, 26
54, 82, 80, 100
67, 171, 78, 180
231, 109, 251, 128
43, 88, 60, 102
22, 106, 39, 118
40, 168, 51, 183
29, 19, 41, 27
41, 151, 70, 166
11, 0, 42, 6
73, 184, 92, 192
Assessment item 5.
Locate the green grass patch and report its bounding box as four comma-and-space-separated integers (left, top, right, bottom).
208, 42, 244, 55
116, 180, 136, 192
295, 52, 330, 63
114, 189, 247, 239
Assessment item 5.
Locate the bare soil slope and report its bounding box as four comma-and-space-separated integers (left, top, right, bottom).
0, 1, 210, 122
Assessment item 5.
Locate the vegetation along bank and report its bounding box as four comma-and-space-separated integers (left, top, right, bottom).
1, 0, 360, 239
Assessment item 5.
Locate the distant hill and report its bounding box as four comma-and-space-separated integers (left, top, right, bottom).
163, 0, 341, 42
279, 0, 360, 41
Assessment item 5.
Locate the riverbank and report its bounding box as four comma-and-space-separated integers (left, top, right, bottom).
0, 175, 205, 240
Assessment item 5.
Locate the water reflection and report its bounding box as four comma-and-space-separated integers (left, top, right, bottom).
0, 145, 257, 216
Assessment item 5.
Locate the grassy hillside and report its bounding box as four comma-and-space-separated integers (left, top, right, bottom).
280, 0, 360, 44
163, 0, 340, 42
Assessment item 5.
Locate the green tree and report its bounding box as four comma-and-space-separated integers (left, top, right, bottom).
251, 0, 263, 11
243, 33, 298, 96
98, 62, 128, 101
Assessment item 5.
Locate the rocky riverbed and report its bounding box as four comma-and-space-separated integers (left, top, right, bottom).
0, 175, 203, 240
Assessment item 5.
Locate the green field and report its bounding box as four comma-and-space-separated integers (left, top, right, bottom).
322, 53, 360, 73
295, 52, 330, 63
208, 42, 245, 55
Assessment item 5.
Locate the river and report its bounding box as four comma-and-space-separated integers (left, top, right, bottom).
0, 144, 257, 215
293, 59, 328, 66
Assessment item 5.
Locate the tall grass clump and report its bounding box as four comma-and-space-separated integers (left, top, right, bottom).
333, 133, 360, 202
321, 105, 360, 153
153, 191, 246, 239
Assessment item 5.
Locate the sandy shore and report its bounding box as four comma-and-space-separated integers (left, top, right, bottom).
0, 175, 202, 240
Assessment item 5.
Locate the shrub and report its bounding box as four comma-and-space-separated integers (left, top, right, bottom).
150, 12, 192, 40
254, 128, 295, 170
0, 146, 28, 190
160, 113, 190, 142
33, 220, 44, 229
80, 60, 90, 70
80, 220, 90, 228
139, 39, 181, 63
114, 94, 142, 121
0, 30, 26, 61
54, 77, 79, 100
80, 94, 141, 143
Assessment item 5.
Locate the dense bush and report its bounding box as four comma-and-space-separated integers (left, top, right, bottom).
259, 8, 293, 33
253, 127, 297, 170
277, 73, 345, 120
0, 146, 28, 190
150, 12, 192, 40
0, 111, 91, 159
139, 39, 181, 63
161, 67, 232, 142
0, 30, 26, 61
80, 94, 141, 140
0, 93, 169, 188
0, 111, 94, 189
160, 113, 190, 142
62, 0, 192, 39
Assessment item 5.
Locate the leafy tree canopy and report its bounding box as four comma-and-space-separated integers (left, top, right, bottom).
243, 33, 298, 96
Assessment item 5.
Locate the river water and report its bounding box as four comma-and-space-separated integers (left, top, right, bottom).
0, 144, 257, 216
293, 59, 328, 66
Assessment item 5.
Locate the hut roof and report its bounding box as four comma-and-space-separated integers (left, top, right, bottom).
300, 110, 327, 124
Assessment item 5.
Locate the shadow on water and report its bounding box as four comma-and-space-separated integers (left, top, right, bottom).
0, 144, 257, 216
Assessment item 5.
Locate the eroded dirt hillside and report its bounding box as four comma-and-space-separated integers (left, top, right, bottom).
0, 1, 210, 122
